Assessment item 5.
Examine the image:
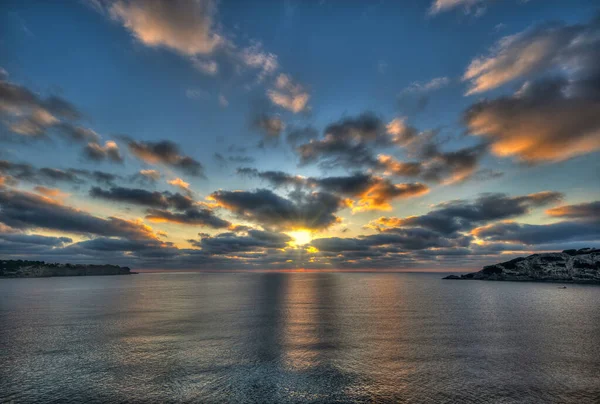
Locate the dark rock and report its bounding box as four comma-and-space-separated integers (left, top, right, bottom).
443, 248, 600, 284
0, 260, 133, 278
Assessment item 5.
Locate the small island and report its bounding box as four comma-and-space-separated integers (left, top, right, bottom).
444, 248, 600, 284
0, 260, 134, 278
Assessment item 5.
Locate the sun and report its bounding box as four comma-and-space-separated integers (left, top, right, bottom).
287, 230, 312, 246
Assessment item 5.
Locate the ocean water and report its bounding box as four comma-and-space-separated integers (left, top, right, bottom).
1, 272, 599, 403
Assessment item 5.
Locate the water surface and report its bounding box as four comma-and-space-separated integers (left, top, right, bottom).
1, 272, 599, 403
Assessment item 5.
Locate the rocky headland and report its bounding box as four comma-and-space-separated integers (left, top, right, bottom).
0, 260, 134, 278
444, 248, 600, 284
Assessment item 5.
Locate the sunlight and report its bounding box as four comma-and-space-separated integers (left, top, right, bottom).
287, 230, 312, 246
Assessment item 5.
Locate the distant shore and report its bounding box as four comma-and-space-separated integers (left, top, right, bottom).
0, 260, 134, 278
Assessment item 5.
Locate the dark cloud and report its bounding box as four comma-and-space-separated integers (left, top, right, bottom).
546, 201, 600, 220
377, 142, 489, 184
90, 186, 193, 210
463, 15, 600, 95
0, 233, 73, 255
0, 74, 107, 147
71, 169, 123, 186
55, 123, 100, 143
252, 113, 285, 141
228, 155, 255, 164
83, 141, 123, 163
210, 188, 347, 230
126, 139, 205, 177
129, 169, 161, 186
145, 207, 231, 228
0, 159, 126, 188
0, 188, 158, 240
370, 191, 563, 235
286, 125, 319, 147
237, 167, 305, 188
472, 221, 600, 245
0, 160, 83, 185
213, 152, 227, 167
312, 227, 471, 253
190, 229, 291, 254
297, 112, 387, 169
464, 16, 600, 163
465, 77, 600, 163
236, 169, 428, 211
295, 112, 488, 184
0, 233, 72, 246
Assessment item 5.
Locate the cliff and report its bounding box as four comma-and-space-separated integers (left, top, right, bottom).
0, 260, 133, 278
444, 248, 600, 284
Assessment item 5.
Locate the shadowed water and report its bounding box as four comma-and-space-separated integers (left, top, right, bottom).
1, 272, 599, 403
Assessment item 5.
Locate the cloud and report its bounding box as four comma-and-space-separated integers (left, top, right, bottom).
252, 114, 285, 140
0, 188, 158, 240
309, 174, 428, 212
463, 16, 600, 94
0, 74, 101, 143
190, 229, 292, 254
429, 0, 488, 14
472, 220, 600, 245
213, 152, 227, 168
84, 140, 123, 163
145, 207, 230, 228
239, 41, 279, 82
130, 169, 161, 185
546, 201, 600, 220
210, 188, 347, 231
401, 77, 450, 94
237, 168, 305, 188
0, 232, 74, 255
377, 143, 488, 185
88, 185, 227, 228
297, 112, 390, 169
369, 191, 563, 235
126, 139, 205, 177
267, 74, 310, 113
89, 186, 194, 210
185, 88, 210, 100
55, 123, 100, 143
192, 58, 218, 75
218, 94, 229, 107
70, 169, 123, 186
0, 160, 83, 185
312, 227, 471, 253
286, 125, 319, 147
34, 186, 69, 200
167, 177, 191, 192
465, 76, 600, 163
109, 0, 222, 56
295, 113, 486, 184
237, 169, 429, 211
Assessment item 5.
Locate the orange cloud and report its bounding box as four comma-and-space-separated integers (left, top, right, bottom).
34, 186, 69, 200
168, 177, 191, 192
352, 181, 429, 212
109, 0, 222, 56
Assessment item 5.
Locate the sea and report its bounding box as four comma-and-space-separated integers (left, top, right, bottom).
1, 272, 599, 403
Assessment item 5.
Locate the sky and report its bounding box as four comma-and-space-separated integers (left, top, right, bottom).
0, 0, 599, 271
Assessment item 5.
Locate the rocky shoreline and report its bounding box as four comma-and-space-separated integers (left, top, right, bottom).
0, 260, 134, 278
444, 248, 600, 284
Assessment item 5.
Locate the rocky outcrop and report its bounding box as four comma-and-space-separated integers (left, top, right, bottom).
444, 248, 600, 284
0, 260, 133, 278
